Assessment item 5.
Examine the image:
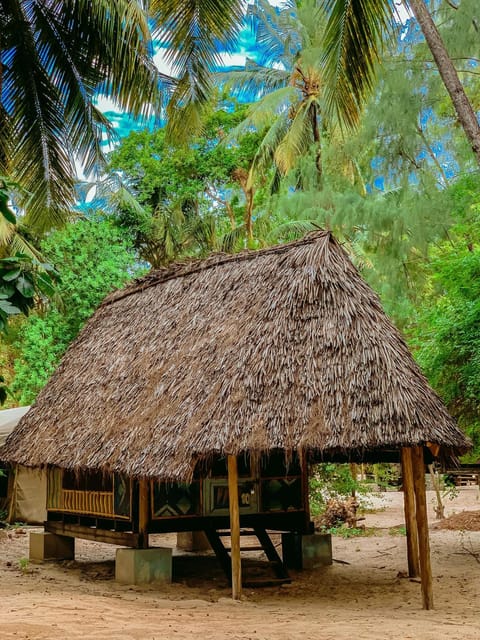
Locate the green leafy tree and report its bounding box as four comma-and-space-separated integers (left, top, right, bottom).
320, 0, 480, 167
220, 0, 340, 187
105, 102, 265, 261
408, 174, 480, 458
0, 0, 247, 234
12, 218, 141, 404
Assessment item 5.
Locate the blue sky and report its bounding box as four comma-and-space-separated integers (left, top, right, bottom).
94, 6, 266, 142
94, 1, 411, 143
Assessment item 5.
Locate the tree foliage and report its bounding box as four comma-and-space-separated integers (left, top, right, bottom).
12, 218, 140, 404
0, 1, 168, 234
408, 175, 480, 458
105, 101, 266, 263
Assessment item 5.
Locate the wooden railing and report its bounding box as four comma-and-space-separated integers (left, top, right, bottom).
61, 489, 115, 517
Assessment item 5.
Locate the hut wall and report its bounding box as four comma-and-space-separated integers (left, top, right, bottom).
150, 452, 304, 521
47, 469, 131, 521
46, 453, 308, 535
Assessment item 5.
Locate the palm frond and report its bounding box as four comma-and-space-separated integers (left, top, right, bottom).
1, 0, 167, 232
151, 0, 245, 140
267, 219, 321, 243
247, 0, 301, 67
321, 0, 394, 129
215, 63, 290, 101
248, 113, 291, 179
274, 97, 315, 174
0, 216, 43, 261
3, 2, 75, 231
64, 0, 166, 119
226, 86, 299, 143
220, 223, 246, 253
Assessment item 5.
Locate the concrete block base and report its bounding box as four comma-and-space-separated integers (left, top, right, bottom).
176, 531, 211, 552
282, 532, 332, 570
115, 547, 172, 585
29, 532, 75, 562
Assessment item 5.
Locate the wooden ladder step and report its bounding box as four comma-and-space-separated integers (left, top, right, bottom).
243, 577, 291, 588
205, 527, 291, 586
217, 529, 256, 537
223, 545, 264, 552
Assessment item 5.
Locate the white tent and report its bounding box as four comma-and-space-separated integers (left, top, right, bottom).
0, 406, 47, 524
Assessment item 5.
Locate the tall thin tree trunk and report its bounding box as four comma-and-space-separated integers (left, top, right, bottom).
409, 0, 480, 167
244, 187, 254, 246
310, 103, 322, 185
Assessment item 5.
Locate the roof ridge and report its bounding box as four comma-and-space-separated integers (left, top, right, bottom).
102, 230, 331, 308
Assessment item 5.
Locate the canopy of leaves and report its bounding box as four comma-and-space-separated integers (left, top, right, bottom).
408, 175, 480, 459
13, 218, 141, 404
105, 102, 266, 264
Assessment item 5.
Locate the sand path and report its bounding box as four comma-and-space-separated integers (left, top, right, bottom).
1, 488, 479, 640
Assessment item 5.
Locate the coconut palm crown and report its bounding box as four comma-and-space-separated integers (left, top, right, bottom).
0, 0, 245, 235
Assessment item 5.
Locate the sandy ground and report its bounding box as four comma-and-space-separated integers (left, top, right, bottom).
1, 488, 479, 640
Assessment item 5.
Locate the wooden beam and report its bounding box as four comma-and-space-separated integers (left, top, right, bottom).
45, 521, 139, 547
138, 478, 150, 549
300, 449, 311, 532
228, 455, 242, 600
412, 445, 434, 610
400, 447, 420, 578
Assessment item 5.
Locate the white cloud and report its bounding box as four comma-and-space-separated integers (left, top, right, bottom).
219, 53, 247, 67
394, 2, 412, 24
94, 96, 120, 113
153, 49, 175, 76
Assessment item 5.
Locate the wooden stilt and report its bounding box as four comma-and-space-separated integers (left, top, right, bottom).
300, 450, 311, 532
138, 478, 150, 549
401, 448, 420, 578
412, 446, 434, 610
228, 455, 242, 600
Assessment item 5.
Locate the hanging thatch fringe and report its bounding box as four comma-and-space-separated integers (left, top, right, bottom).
0, 231, 470, 480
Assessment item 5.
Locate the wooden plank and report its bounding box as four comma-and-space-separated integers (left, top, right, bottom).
228, 455, 242, 600
204, 528, 232, 579
253, 526, 289, 579
138, 478, 150, 549
300, 449, 311, 532
401, 447, 420, 578
412, 446, 434, 610
45, 521, 139, 547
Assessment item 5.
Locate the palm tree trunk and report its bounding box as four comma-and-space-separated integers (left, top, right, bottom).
310, 103, 322, 185
409, 0, 480, 167
244, 187, 254, 246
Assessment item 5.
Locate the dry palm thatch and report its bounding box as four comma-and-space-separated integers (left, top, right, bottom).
1, 232, 470, 480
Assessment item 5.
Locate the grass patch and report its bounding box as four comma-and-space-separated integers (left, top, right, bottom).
323, 525, 376, 539
388, 525, 407, 536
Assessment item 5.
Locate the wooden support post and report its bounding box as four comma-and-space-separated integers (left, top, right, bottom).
401, 447, 420, 578
300, 450, 311, 532
349, 463, 357, 497
138, 478, 150, 550
228, 455, 242, 600
412, 446, 434, 610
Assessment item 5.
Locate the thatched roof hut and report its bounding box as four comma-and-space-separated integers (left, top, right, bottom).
1, 231, 469, 479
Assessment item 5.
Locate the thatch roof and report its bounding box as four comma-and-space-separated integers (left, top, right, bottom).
1, 232, 469, 480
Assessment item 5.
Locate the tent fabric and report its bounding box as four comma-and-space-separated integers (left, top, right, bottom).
0, 406, 46, 524
8, 466, 47, 524
0, 406, 31, 446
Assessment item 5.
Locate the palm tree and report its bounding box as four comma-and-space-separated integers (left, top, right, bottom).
0, 1, 165, 232
219, 0, 331, 187
0, 0, 245, 235
151, 0, 246, 143
321, 0, 480, 167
